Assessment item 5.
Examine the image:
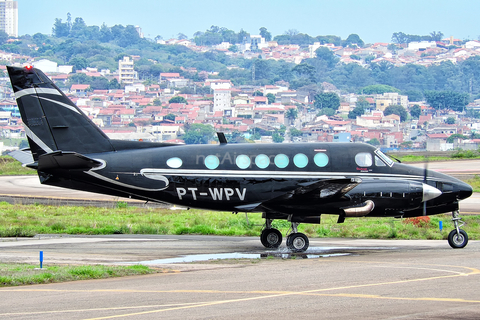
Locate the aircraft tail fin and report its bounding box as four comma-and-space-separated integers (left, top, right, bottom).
7, 66, 115, 161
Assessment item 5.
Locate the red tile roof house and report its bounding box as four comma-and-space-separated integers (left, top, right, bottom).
70, 84, 90, 96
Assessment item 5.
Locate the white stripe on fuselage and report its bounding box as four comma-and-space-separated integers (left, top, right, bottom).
140, 168, 429, 181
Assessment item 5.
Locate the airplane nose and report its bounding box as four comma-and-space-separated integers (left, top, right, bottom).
422, 183, 442, 202
456, 181, 473, 200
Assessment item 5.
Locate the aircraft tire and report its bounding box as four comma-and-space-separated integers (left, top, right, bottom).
286, 233, 309, 252
260, 228, 282, 249
448, 229, 468, 248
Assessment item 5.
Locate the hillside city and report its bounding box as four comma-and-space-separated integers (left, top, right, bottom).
1, 20, 480, 153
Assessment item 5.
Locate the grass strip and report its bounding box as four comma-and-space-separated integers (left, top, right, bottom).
0, 202, 478, 240
0, 156, 36, 175
0, 264, 165, 287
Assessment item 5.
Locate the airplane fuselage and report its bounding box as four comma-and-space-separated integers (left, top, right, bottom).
40, 142, 470, 220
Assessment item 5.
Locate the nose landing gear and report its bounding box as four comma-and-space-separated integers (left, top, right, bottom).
447, 210, 468, 249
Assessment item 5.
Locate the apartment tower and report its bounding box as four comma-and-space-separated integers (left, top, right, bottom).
0, 0, 17, 37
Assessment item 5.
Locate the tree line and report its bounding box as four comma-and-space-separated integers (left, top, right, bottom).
3, 16, 479, 106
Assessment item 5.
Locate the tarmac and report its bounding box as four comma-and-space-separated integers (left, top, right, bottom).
0, 235, 479, 319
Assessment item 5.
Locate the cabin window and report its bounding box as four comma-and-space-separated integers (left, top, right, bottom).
355, 152, 372, 167
375, 156, 386, 167
293, 153, 308, 168
204, 155, 220, 170
274, 154, 289, 168
166, 157, 182, 168
236, 154, 251, 169
255, 154, 270, 169
314, 153, 329, 167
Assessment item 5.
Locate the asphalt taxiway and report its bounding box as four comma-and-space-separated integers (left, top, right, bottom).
0, 235, 479, 319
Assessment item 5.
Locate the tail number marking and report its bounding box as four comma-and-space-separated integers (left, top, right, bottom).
176, 187, 246, 201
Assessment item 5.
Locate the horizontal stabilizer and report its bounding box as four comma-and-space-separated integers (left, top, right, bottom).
8, 148, 34, 166
37, 151, 104, 171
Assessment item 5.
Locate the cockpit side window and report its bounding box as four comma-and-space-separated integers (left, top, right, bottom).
374, 149, 394, 167
375, 156, 386, 167
355, 152, 373, 167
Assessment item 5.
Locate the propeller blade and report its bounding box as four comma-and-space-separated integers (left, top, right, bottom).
423, 156, 429, 216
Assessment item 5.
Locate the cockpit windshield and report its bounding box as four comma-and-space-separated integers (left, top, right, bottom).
374, 149, 394, 167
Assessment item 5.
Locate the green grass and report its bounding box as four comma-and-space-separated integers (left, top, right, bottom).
466, 175, 480, 193
0, 202, 478, 240
393, 149, 480, 163
0, 263, 166, 287
0, 156, 36, 175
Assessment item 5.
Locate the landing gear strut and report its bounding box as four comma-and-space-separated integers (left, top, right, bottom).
260, 219, 282, 249
286, 222, 309, 252
448, 210, 468, 249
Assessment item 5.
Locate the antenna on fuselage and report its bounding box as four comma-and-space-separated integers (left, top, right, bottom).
217, 132, 227, 145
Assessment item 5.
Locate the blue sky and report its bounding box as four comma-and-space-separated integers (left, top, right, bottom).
19, 0, 480, 43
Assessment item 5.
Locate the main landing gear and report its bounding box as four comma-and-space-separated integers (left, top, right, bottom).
260, 219, 310, 252
448, 210, 468, 249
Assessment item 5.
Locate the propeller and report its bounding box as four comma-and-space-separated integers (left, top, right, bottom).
423, 155, 429, 216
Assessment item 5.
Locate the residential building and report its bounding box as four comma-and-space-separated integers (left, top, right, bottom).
0, 0, 17, 37
213, 88, 232, 113
118, 56, 135, 85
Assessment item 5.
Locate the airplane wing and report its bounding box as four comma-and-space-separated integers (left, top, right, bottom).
236, 178, 361, 212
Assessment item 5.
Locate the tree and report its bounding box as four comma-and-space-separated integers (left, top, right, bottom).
266, 93, 275, 104
429, 31, 444, 41
446, 133, 468, 143
52, 18, 70, 37
289, 127, 302, 137
410, 104, 421, 118
228, 44, 238, 52
183, 124, 216, 144
108, 78, 121, 89
69, 56, 87, 71
424, 90, 469, 112
285, 108, 298, 124
317, 108, 335, 117
292, 63, 316, 83
314, 47, 338, 68
384, 105, 408, 122
343, 34, 364, 48
164, 113, 176, 121
169, 96, 187, 104
446, 117, 455, 124
177, 33, 188, 40
348, 105, 365, 119
404, 90, 423, 102
361, 84, 400, 95
272, 131, 284, 143
314, 92, 340, 110
0, 31, 8, 45
368, 138, 381, 146
153, 98, 162, 106
259, 27, 272, 41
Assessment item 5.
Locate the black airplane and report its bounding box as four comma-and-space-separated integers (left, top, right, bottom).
6, 65, 473, 252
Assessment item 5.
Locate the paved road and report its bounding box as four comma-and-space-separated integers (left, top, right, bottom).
0, 235, 479, 319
